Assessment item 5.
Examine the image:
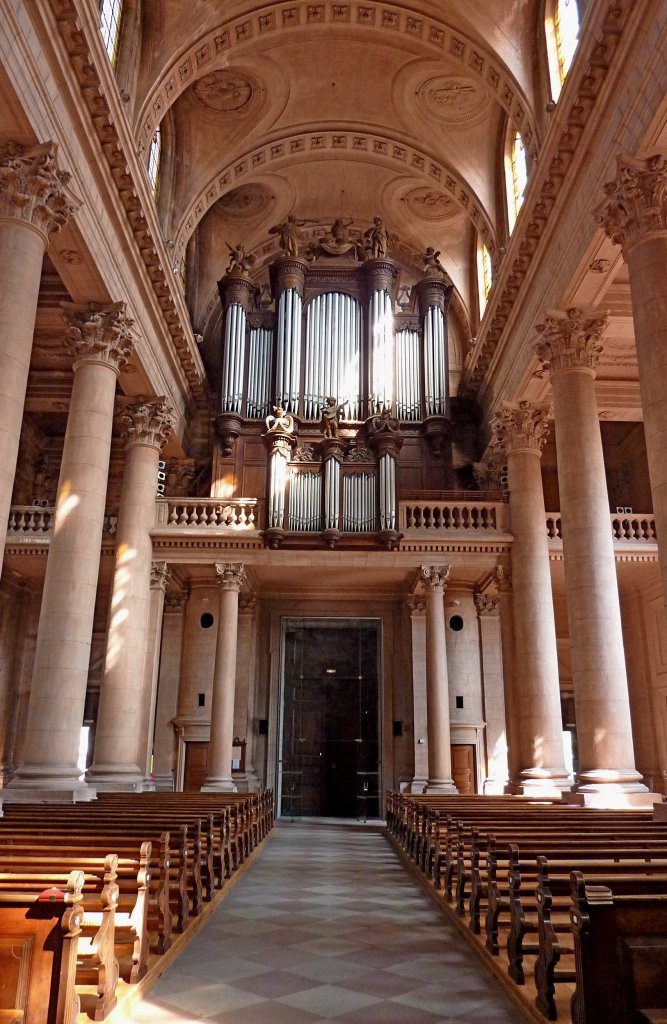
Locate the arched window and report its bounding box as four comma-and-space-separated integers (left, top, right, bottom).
477, 242, 493, 317
100, 0, 123, 67
147, 126, 161, 198
546, 0, 580, 101
505, 130, 528, 234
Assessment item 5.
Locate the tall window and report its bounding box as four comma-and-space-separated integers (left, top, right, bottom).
505, 131, 528, 233
100, 0, 123, 67
546, 0, 580, 101
147, 127, 161, 198
477, 243, 492, 317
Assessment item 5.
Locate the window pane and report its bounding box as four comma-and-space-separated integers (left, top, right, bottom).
147, 127, 161, 197
555, 0, 579, 85
100, 0, 123, 67
511, 132, 528, 217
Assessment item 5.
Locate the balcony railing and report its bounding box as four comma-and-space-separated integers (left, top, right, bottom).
7, 505, 118, 537
153, 498, 258, 530
546, 513, 657, 542
399, 500, 509, 533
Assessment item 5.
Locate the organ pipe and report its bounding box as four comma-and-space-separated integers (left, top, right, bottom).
221, 301, 247, 413
275, 289, 302, 413
288, 471, 321, 532
268, 446, 289, 529
342, 472, 376, 532
305, 293, 361, 420
423, 303, 447, 417
395, 330, 421, 420
248, 327, 272, 419
378, 453, 397, 531
369, 289, 394, 414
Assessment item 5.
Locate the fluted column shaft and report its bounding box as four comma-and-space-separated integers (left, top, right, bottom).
0, 141, 76, 577
536, 310, 644, 793
139, 562, 171, 788
597, 153, 667, 610
421, 565, 457, 793
8, 302, 133, 797
152, 592, 187, 790
492, 403, 569, 793
495, 568, 521, 792
89, 399, 173, 790
202, 563, 246, 792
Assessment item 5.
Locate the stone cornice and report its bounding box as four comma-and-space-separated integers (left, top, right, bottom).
49, 0, 207, 405
461, 0, 631, 399
0, 140, 78, 240
595, 151, 667, 254
491, 400, 551, 455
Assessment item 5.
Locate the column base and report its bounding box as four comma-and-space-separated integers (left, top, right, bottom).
574, 770, 652, 807
201, 777, 237, 793
410, 776, 429, 795
425, 779, 458, 794
233, 768, 261, 793
519, 768, 573, 799
86, 765, 144, 792
152, 772, 175, 792
5, 765, 96, 802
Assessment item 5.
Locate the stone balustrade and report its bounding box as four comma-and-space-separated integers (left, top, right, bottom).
153, 498, 258, 530
4, 503, 657, 545
399, 501, 509, 533
7, 505, 117, 538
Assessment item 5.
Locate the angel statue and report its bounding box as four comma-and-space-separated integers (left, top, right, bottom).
265, 406, 294, 434
226, 241, 255, 275
320, 396, 348, 437
269, 215, 306, 258
422, 246, 447, 277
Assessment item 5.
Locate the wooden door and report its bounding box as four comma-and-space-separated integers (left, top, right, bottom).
184, 741, 209, 792
451, 744, 476, 795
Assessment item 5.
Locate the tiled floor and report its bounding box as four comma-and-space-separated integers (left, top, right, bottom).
125, 820, 527, 1023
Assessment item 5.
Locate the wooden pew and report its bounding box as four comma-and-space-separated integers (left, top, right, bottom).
0, 869, 84, 1024
569, 871, 667, 1024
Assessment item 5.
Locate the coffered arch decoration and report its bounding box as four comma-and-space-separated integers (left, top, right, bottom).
134, 2, 538, 161
171, 130, 497, 269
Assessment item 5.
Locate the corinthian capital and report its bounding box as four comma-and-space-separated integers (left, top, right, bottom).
120, 396, 174, 450
61, 301, 135, 373
0, 140, 78, 239
534, 307, 607, 376
215, 562, 247, 591
475, 593, 498, 617
595, 152, 667, 252
150, 561, 171, 591
491, 401, 550, 456
421, 564, 451, 591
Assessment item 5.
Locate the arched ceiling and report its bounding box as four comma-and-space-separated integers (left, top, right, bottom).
131, 0, 542, 336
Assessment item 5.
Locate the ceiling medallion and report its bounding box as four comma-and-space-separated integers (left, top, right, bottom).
418, 74, 489, 123
404, 187, 459, 222
218, 184, 272, 219
191, 70, 259, 115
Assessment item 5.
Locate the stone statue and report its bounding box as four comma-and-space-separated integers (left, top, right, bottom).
265, 406, 294, 434
320, 396, 348, 437
422, 246, 446, 277
316, 217, 360, 257
269, 215, 305, 258
226, 241, 255, 275
363, 216, 390, 259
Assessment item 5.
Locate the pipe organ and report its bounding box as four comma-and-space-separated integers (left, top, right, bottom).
218, 246, 453, 548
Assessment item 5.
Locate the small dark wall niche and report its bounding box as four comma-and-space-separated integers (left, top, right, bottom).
455, 695, 464, 709
200, 612, 214, 629
198, 693, 206, 707
258, 719, 269, 735
392, 720, 403, 737
449, 615, 464, 632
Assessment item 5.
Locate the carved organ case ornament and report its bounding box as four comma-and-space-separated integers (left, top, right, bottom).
217, 222, 455, 548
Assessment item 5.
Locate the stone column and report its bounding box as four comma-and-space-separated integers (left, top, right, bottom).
88, 398, 173, 791
421, 565, 457, 793
596, 154, 667, 609
202, 563, 246, 792
152, 591, 187, 791
495, 566, 521, 792
407, 594, 428, 793
535, 309, 645, 795
138, 561, 171, 789
0, 141, 76, 578
492, 403, 570, 794
7, 302, 134, 800
233, 594, 260, 791
475, 593, 509, 794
